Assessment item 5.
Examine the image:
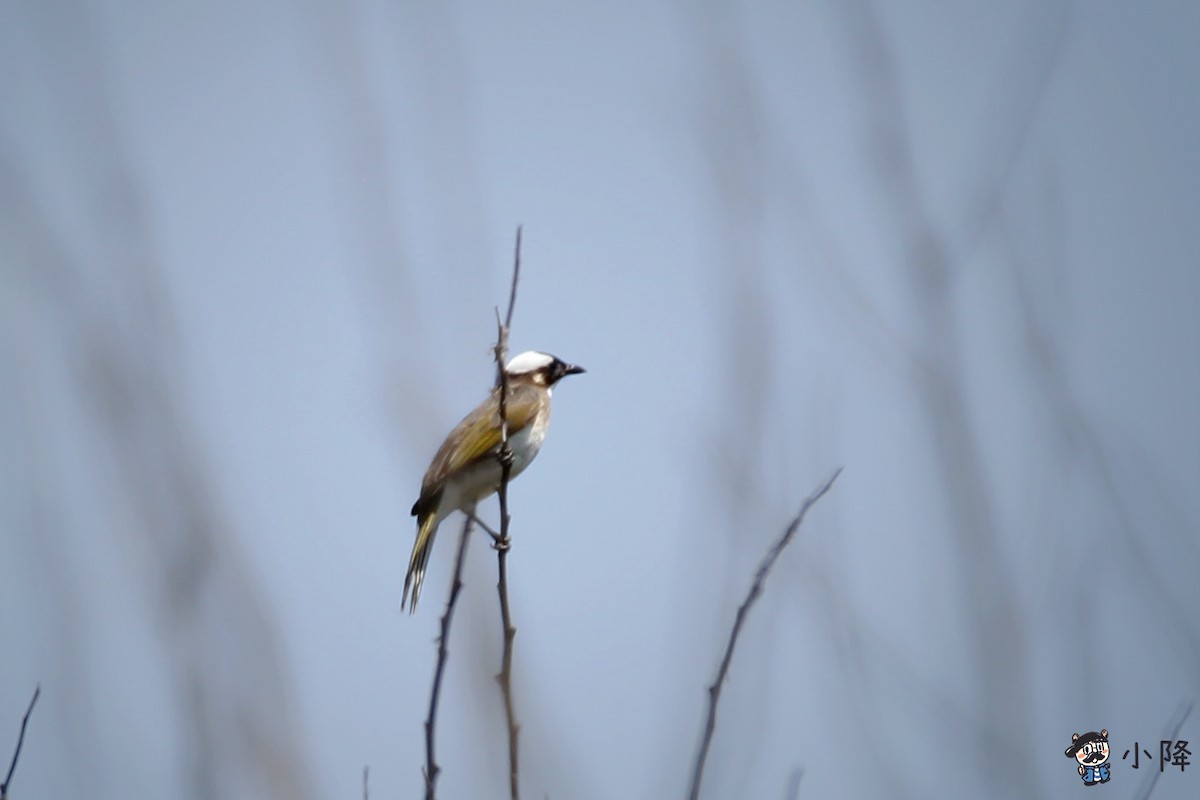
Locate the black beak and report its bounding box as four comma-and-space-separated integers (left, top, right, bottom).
545, 357, 585, 385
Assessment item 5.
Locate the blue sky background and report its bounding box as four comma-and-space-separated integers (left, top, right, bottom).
3, 2, 1198, 798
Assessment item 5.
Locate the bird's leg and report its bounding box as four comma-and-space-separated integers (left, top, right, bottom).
466, 510, 504, 545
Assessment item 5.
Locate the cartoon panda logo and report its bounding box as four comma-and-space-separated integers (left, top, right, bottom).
1065, 729, 1112, 786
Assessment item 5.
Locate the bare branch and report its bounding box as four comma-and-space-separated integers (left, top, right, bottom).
492, 226, 523, 800
492, 224, 523, 386
1, 685, 40, 800
686, 469, 843, 800
422, 516, 475, 800
505, 225, 522, 330
362, 765, 369, 800
418, 227, 524, 800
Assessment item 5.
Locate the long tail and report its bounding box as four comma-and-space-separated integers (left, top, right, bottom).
402, 510, 439, 613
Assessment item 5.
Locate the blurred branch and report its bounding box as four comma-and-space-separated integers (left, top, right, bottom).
832, 3, 1049, 793
1003, 222, 1200, 672
687, 468, 843, 800
3, 14, 317, 793
1, 685, 40, 800
362, 765, 369, 800
491, 227, 523, 800
783, 768, 804, 800
422, 517, 475, 800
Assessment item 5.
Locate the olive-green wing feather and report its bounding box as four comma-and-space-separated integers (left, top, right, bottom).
412, 385, 542, 514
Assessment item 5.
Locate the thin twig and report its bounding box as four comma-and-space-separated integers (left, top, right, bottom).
492, 226, 523, 800
362, 765, 369, 800
1, 685, 40, 800
686, 469, 843, 800
422, 516, 475, 800
505, 226, 522, 330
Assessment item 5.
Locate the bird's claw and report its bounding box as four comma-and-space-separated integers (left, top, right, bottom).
498, 445, 515, 470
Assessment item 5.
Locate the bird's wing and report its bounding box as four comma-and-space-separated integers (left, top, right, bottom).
413, 385, 543, 514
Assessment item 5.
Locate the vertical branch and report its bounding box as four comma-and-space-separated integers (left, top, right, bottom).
504, 226, 522, 331
1, 685, 40, 800
686, 469, 842, 800
422, 517, 475, 800
491, 226, 523, 800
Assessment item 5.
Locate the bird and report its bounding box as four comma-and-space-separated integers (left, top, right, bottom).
402, 350, 585, 612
